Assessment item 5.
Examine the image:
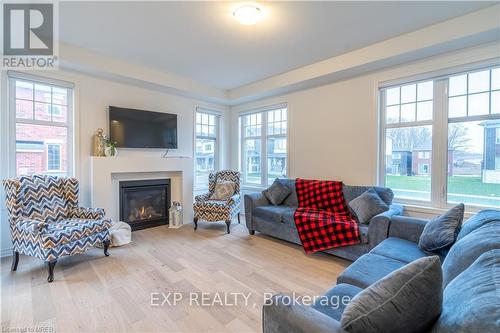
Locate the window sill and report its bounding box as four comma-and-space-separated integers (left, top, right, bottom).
399, 203, 479, 219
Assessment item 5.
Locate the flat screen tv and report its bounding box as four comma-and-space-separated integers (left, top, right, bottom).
109, 106, 178, 149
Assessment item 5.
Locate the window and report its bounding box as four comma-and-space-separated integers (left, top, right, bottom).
10, 74, 73, 177
47, 143, 61, 171
380, 65, 500, 209
195, 110, 220, 190
240, 106, 288, 186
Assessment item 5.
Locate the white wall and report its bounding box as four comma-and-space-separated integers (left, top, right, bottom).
0, 69, 230, 256
231, 42, 500, 218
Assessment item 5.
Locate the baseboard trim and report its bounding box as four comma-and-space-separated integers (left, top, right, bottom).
1, 247, 13, 258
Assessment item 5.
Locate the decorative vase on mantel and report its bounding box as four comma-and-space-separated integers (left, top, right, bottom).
104, 146, 118, 157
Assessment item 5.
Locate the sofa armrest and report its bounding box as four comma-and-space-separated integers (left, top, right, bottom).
70, 206, 105, 219
263, 295, 346, 333
388, 215, 428, 243
244, 192, 270, 232
367, 204, 404, 249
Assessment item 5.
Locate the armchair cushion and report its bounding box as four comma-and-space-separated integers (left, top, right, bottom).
210, 181, 236, 200
41, 218, 112, 248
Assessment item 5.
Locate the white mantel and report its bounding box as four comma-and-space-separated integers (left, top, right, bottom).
89, 156, 194, 223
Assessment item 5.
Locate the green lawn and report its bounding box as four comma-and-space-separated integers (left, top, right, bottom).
386, 175, 500, 197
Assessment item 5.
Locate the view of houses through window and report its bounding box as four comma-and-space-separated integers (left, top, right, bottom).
381, 66, 500, 208
240, 107, 287, 186
195, 111, 219, 190
11, 76, 73, 177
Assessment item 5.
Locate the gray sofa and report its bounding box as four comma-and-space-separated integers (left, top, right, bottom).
263, 209, 500, 333
244, 179, 404, 261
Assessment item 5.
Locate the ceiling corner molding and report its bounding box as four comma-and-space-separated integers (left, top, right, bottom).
58, 43, 229, 105
227, 4, 500, 105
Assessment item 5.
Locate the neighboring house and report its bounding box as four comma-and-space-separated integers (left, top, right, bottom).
195, 140, 215, 172
389, 149, 412, 176
412, 143, 454, 176
480, 119, 500, 184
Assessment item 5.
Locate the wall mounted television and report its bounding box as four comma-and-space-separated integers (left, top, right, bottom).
109, 106, 178, 149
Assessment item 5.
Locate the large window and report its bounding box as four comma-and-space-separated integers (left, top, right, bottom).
10, 74, 73, 177
380, 65, 500, 209
195, 110, 220, 190
240, 106, 288, 186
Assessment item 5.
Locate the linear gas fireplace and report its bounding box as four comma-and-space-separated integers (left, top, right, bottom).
119, 179, 171, 231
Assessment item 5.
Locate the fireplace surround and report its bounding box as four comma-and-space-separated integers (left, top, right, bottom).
119, 179, 171, 231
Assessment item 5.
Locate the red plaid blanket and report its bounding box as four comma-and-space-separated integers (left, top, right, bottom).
293, 179, 360, 254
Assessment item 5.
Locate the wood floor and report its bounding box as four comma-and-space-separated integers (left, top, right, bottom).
1, 220, 349, 333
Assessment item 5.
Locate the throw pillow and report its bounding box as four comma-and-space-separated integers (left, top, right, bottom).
340, 256, 442, 333
348, 188, 389, 224
262, 179, 292, 206
418, 204, 464, 253
210, 181, 236, 200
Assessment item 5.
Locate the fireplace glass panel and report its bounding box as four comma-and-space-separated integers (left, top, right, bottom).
122, 187, 166, 223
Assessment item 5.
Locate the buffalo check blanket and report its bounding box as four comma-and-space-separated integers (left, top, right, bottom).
293, 179, 360, 254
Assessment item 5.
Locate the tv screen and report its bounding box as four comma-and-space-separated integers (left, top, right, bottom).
109, 106, 178, 149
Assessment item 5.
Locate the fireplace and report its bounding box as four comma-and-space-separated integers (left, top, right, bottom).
119, 179, 171, 231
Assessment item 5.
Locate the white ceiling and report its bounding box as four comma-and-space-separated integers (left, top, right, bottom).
59, 1, 494, 90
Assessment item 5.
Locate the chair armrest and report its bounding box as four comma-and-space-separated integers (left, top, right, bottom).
367, 204, 404, 249
389, 215, 428, 243
263, 294, 346, 333
17, 219, 46, 234
244, 192, 270, 231
70, 207, 105, 219
195, 192, 211, 202
227, 194, 241, 206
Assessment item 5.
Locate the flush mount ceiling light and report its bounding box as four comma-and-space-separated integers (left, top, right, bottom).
233, 4, 264, 26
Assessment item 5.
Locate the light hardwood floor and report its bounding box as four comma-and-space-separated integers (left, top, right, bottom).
1, 220, 349, 333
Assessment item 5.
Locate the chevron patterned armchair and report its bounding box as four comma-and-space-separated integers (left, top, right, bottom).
193, 170, 241, 234
3, 174, 111, 282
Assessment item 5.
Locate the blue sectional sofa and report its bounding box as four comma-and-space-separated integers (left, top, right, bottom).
262, 209, 500, 333
244, 179, 404, 261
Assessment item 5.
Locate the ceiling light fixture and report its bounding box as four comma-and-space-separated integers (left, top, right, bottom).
233, 4, 264, 26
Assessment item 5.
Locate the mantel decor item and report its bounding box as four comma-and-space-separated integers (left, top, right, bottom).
169, 201, 183, 228
103, 135, 118, 157
93, 128, 105, 156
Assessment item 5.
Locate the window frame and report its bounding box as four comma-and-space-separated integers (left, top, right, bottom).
8, 72, 75, 178
239, 104, 288, 187
378, 64, 500, 211
194, 108, 221, 191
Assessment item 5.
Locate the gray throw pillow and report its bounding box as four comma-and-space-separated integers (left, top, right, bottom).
418, 204, 464, 253
348, 188, 389, 224
341, 256, 442, 333
263, 179, 292, 206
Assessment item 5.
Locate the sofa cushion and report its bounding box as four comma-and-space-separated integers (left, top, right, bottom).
253, 206, 295, 224
457, 209, 500, 241
341, 256, 442, 333
276, 178, 298, 206
348, 188, 389, 224
263, 179, 292, 206
419, 204, 464, 254
312, 283, 363, 321
342, 185, 393, 207
337, 253, 406, 289
432, 249, 500, 333
371, 237, 431, 263
441, 220, 500, 287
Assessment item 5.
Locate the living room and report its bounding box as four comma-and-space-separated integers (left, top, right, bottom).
0, 1, 499, 333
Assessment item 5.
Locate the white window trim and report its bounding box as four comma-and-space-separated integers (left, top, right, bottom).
8, 72, 74, 177
378, 63, 500, 211
46, 143, 62, 172
239, 104, 288, 187
194, 107, 221, 191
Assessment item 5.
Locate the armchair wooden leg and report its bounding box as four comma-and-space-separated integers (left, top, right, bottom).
226, 220, 231, 234
103, 240, 110, 257
249, 230, 255, 235
11, 251, 19, 271
47, 260, 57, 283
237, 213, 241, 224
194, 217, 198, 230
